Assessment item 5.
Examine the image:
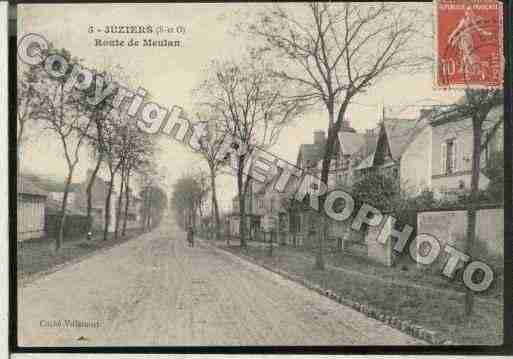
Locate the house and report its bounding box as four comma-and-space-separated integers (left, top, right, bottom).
110, 188, 142, 232
353, 117, 418, 182
21, 173, 78, 208
254, 176, 290, 243
17, 176, 48, 241
45, 197, 88, 239
289, 122, 375, 245
229, 180, 264, 238
337, 127, 378, 186
400, 105, 503, 197
296, 121, 378, 189
47, 188, 77, 208
70, 170, 142, 232
71, 169, 111, 230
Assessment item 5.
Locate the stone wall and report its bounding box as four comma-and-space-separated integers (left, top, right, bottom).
417, 206, 503, 268
366, 222, 393, 266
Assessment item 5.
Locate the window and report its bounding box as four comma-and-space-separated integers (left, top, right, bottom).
289, 212, 301, 233
310, 215, 317, 232
441, 139, 458, 174
342, 155, 350, 171
446, 139, 454, 173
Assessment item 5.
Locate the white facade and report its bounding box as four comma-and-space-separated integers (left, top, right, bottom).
17, 194, 46, 240
400, 109, 502, 197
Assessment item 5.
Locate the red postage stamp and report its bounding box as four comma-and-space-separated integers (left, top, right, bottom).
435, 0, 503, 89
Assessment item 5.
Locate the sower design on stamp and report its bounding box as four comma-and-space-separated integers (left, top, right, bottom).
435, 0, 503, 89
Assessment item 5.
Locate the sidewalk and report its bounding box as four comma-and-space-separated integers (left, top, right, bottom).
17, 228, 144, 286
204, 236, 502, 345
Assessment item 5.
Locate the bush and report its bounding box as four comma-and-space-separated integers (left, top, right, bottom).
352, 171, 401, 212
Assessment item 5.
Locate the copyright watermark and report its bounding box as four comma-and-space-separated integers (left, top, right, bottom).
18, 32, 497, 293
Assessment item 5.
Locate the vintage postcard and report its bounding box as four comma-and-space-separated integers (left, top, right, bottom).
13, 1, 506, 352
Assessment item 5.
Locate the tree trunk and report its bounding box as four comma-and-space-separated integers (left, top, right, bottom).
56, 166, 75, 251
237, 157, 247, 248
189, 204, 196, 229
146, 187, 152, 230
317, 101, 350, 270
142, 187, 148, 230
209, 165, 221, 241
85, 154, 103, 238
114, 167, 125, 240
17, 120, 25, 179
103, 171, 114, 241
122, 167, 131, 236
465, 115, 483, 317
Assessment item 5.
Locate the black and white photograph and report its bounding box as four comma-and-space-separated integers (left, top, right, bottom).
11, 1, 510, 352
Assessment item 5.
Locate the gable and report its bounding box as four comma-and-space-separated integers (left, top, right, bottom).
373, 124, 393, 166
338, 132, 366, 156
382, 118, 418, 161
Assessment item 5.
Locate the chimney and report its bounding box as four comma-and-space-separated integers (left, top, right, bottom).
313, 130, 325, 145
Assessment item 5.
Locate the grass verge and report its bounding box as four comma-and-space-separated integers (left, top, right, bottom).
214, 240, 502, 346
17, 228, 145, 285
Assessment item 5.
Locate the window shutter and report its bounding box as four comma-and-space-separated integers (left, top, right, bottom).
457, 139, 464, 172
452, 139, 458, 172
441, 142, 447, 174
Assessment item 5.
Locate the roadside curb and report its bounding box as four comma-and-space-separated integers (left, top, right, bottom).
204, 240, 456, 346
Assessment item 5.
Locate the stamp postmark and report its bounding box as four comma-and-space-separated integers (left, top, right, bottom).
434, 0, 503, 89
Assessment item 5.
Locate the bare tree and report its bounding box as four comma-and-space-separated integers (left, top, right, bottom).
243, 3, 428, 268
196, 59, 303, 247
171, 171, 210, 231
100, 108, 127, 241
32, 53, 92, 251
17, 66, 46, 176
454, 89, 502, 317
117, 123, 155, 237
189, 111, 229, 241
136, 163, 160, 231
80, 74, 111, 238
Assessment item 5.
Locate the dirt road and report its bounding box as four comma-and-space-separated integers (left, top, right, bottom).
18, 217, 424, 346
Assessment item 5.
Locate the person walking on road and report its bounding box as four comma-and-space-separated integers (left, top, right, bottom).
187, 225, 194, 247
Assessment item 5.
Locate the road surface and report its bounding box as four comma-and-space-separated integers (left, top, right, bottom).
18, 217, 424, 346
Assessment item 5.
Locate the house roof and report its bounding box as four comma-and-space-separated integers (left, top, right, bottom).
20, 173, 81, 193
382, 118, 418, 160
402, 104, 503, 156
18, 176, 48, 197
45, 198, 86, 216
338, 132, 366, 155
354, 153, 375, 171
298, 143, 324, 163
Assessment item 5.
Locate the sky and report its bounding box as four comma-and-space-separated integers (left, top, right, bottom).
18, 3, 463, 212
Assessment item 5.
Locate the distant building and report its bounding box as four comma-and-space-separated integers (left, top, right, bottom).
400, 105, 503, 197
254, 176, 289, 243
72, 169, 111, 230
353, 117, 418, 181
229, 180, 263, 239
289, 121, 374, 245
21, 170, 143, 235
17, 176, 48, 241
109, 187, 143, 232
